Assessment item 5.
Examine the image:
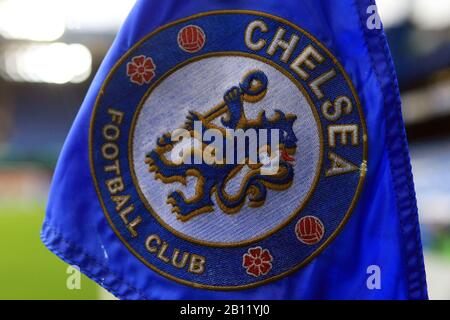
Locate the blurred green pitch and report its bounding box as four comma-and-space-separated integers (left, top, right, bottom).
0, 201, 102, 299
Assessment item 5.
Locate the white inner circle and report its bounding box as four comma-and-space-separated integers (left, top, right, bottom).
133, 56, 320, 244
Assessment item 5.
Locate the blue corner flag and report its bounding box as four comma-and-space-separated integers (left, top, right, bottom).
42, 0, 428, 299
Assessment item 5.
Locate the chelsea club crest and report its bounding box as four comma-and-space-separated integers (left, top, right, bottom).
90, 11, 367, 289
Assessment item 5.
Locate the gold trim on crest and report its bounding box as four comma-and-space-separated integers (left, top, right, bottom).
129, 51, 324, 247
89, 10, 368, 291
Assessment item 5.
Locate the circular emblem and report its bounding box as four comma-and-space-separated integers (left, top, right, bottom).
90, 11, 367, 290
177, 25, 206, 53
295, 216, 325, 245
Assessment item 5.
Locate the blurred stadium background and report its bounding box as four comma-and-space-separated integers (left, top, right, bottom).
0, 0, 449, 299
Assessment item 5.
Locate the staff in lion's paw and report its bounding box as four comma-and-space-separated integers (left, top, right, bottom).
184, 69, 269, 128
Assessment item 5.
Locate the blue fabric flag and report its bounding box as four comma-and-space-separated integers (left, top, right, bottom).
42, 0, 428, 299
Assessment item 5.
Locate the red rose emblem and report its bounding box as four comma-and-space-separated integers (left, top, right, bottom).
126, 55, 156, 85
242, 246, 273, 277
